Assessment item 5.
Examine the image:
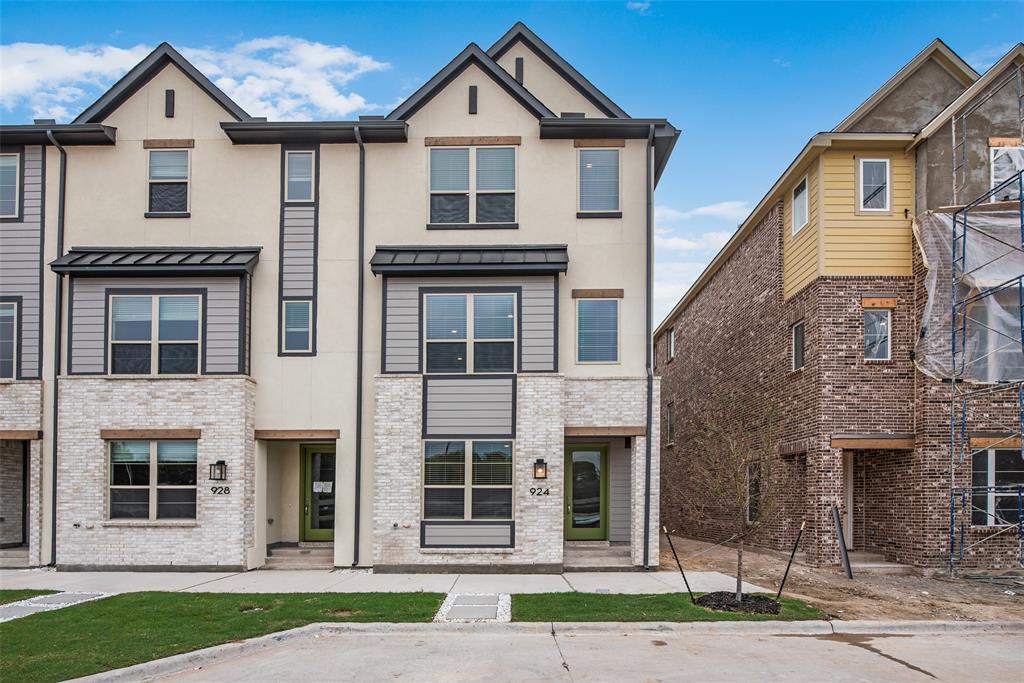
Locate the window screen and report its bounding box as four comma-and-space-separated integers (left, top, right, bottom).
577, 299, 618, 362
579, 149, 620, 212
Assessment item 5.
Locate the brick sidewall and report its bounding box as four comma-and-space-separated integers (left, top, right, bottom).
0, 380, 42, 431
55, 376, 256, 569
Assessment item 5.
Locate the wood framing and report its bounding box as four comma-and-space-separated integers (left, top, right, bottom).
988, 137, 1022, 148
424, 136, 521, 147
574, 139, 625, 148
254, 429, 341, 441
830, 433, 915, 449
572, 288, 624, 299
862, 296, 898, 309
564, 426, 645, 437
0, 429, 43, 440
143, 139, 195, 149
99, 428, 201, 440
969, 434, 1022, 449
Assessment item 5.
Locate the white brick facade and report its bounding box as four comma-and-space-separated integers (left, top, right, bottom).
372, 373, 659, 570
55, 376, 256, 569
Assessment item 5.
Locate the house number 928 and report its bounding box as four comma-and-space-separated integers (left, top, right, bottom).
529, 487, 550, 496
210, 486, 231, 495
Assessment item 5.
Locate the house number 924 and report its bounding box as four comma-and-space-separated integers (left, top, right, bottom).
529, 487, 550, 496
210, 486, 230, 495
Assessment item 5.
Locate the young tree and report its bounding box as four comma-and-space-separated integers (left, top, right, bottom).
671, 393, 782, 602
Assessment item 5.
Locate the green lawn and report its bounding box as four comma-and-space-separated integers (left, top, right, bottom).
0, 589, 59, 606
0, 591, 445, 683
512, 592, 825, 622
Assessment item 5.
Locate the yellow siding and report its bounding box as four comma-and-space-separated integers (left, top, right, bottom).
782, 162, 819, 299
821, 149, 914, 276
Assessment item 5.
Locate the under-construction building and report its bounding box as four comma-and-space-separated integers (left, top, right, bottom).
657, 40, 1023, 571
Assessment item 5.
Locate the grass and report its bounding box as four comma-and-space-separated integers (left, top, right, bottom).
0, 591, 445, 683
512, 592, 825, 622
0, 589, 59, 606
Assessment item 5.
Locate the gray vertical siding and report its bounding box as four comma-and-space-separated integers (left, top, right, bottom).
68, 277, 242, 374
0, 145, 44, 378
383, 276, 556, 373
421, 521, 514, 547
424, 376, 515, 437
281, 206, 315, 297
608, 441, 631, 542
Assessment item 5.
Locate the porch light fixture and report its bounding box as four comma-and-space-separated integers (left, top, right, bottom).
209, 460, 227, 481
533, 458, 548, 479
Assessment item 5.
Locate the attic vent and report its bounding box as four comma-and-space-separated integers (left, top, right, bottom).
560, 112, 586, 119
165, 89, 175, 118
469, 85, 478, 115
515, 57, 524, 84
33, 119, 56, 125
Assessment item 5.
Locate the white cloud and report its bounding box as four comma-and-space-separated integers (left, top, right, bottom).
965, 42, 1014, 71
772, 57, 792, 68
653, 259, 709, 323
654, 226, 732, 252
625, 2, 651, 15
0, 37, 391, 122
655, 200, 752, 223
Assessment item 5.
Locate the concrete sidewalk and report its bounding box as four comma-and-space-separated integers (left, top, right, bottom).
0, 567, 766, 595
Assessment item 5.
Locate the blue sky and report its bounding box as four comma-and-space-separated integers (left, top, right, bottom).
1, 1, 1020, 320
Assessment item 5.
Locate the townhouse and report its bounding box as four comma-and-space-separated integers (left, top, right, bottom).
657, 41, 1024, 571
0, 23, 678, 572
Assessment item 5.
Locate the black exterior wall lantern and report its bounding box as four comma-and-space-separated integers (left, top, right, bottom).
533, 458, 548, 479
209, 460, 227, 481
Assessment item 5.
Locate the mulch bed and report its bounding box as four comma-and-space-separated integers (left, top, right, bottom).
694, 591, 781, 615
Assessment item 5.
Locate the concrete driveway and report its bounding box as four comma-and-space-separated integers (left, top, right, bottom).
102, 623, 1021, 683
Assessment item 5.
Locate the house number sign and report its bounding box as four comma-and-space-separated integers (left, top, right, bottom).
210, 486, 231, 495
529, 487, 550, 496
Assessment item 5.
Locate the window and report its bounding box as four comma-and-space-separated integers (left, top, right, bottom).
972, 449, 1024, 526
858, 158, 889, 212
666, 327, 676, 362
0, 301, 15, 379
990, 147, 1023, 202
110, 294, 200, 375
285, 151, 314, 202
972, 285, 1024, 383
0, 153, 19, 218
791, 321, 805, 370
423, 440, 513, 520
578, 148, 620, 213
429, 147, 516, 224
666, 402, 675, 444
423, 292, 515, 373
577, 298, 618, 363
282, 300, 313, 353
109, 440, 197, 520
148, 149, 189, 214
863, 309, 890, 361
792, 176, 808, 234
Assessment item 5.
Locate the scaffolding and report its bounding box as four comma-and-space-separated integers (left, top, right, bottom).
948, 169, 1024, 575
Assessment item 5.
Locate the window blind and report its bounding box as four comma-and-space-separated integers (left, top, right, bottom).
579, 149, 619, 212
426, 295, 467, 339
424, 441, 465, 486
149, 150, 188, 180
473, 294, 514, 339
157, 441, 197, 463
159, 296, 199, 341
0, 155, 16, 216
578, 299, 618, 362
471, 441, 512, 485
287, 152, 314, 201
476, 148, 515, 191
112, 297, 152, 341
430, 148, 469, 191
111, 441, 150, 462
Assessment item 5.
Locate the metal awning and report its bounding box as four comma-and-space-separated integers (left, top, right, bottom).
50, 247, 261, 277
370, 245, 568, 276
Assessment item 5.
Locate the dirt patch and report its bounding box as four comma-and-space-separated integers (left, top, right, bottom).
695, 591, 781, 615
322, 609, 356, 617
661, 535, 1024, 621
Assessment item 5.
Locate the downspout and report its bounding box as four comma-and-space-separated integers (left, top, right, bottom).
351, 126, 365, 566
642, 124, 655, 569
45, 130, 67, 567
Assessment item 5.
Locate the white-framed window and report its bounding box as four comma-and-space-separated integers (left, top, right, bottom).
109, 294, 201, 375
666, 402, 675, 444
858, 158, 890, 212
285, 150, 315, 202
971, 448, 1024, 526
578, 148, 620, 213
990, 146, 1023, 202
791, 175, 808, 234
666, 327, 676, 362
0, 152, 19, 218
576, 298, 619, 363
148, 149, 190, 214
423, 439, 513, 520
863, 309, 891, 361
0, 300, 16, 379
109, 440, 197, 520
429, 147, 516, 224
282, 300, 313, 353
791, 320, 806, 371
423, 292, 516, 374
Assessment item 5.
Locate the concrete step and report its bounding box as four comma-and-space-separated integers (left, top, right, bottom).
267, 546, 334, 558
263, 556, 334, 570
850, 561, 915, 576
564, 545, 633, 572
848, 551, 886, 563
0, 548, 30, 568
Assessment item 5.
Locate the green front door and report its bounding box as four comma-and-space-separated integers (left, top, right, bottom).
564, 445, 608, 540
300, 444, 336, 542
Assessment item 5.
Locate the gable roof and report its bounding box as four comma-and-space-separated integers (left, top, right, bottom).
73, 42, 250, 124
832, 38, 978, 133
387, 43, 555, 121
487, 22, 629, 119
914, 42, 1024, 144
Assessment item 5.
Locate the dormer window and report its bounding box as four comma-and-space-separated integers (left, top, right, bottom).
147, 150, 190, 216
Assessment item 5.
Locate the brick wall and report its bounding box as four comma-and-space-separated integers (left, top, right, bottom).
0, 380, 44, 564
55, 376, 256, 569
0, 440, 24, 546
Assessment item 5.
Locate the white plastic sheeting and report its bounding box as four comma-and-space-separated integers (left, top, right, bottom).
914, 209, 1024, 383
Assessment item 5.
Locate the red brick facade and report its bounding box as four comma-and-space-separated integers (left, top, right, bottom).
657, 204, 1021, 570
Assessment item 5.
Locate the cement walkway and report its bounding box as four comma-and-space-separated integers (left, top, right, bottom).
0, 567, 766, 595
80, 622, 1024, 683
